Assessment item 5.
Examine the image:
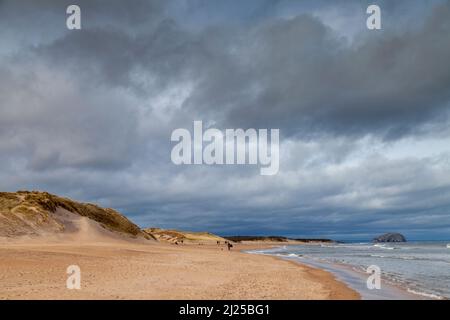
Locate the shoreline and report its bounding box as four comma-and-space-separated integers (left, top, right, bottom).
0, 239, 359, 300
236, 242, 361, 299
246, 244, 435, 300
239, 243, 363, 300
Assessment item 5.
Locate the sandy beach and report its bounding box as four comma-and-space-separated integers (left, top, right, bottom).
0, 238, 359, 300
0, 191, 359, 300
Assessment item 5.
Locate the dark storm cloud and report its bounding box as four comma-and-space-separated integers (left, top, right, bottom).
19, 0, 450, 141
1, 0, 450, 239
181, 4, 450, 139
6, 0, 448, 140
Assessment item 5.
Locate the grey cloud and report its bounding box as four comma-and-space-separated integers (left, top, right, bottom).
1, 0, 450, 240
183, 4, 450, 139
12, 0, 450, 140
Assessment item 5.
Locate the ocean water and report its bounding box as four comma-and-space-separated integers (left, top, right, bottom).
250, 242, 450, 300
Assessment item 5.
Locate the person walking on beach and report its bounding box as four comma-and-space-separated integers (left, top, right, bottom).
227, 242, 233, 251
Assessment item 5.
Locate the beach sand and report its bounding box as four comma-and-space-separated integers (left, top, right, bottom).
0, 238, 359, 300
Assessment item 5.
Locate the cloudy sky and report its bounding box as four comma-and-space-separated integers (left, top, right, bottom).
1, 0, 450, 240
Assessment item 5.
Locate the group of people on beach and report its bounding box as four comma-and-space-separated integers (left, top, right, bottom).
172, 239, 233, 250
217, 240, 233, 251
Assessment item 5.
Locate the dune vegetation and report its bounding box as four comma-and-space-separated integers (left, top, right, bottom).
144, 227, 226, 243
0, 191, 150, 238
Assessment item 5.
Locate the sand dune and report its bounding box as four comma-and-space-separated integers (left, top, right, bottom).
144, 228, 227, 244
0, 191, 152, 241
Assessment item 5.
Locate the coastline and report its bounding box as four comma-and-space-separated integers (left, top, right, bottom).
235, 242, 361, 300
0, 239, 359, 300
247, 244, 434, 300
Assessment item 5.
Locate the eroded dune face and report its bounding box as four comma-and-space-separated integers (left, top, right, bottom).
0, 191, 153, 241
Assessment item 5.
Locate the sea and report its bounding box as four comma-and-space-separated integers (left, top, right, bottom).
248, 241, 450, 300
